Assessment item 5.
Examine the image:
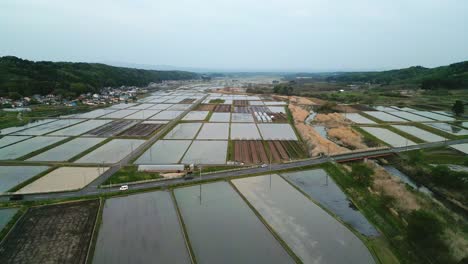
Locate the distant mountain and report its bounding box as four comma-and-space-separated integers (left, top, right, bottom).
325, 61, 468, 89
0, 56, 199, 97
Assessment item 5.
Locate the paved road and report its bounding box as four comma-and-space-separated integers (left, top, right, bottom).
2, 137, 467, 202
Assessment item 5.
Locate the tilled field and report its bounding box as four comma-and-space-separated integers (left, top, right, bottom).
267, 140, 308, 162
232, 140, 268, 164
197, 104, 216, 111
0, 200, 99, 264
87, 120, 138, 137
119, 123, 164, 137
213, 104, 232, 112
233, 100, 249, 106
234, 106, 271, 113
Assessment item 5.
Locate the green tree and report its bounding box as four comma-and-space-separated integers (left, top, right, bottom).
8, 92, 22, 100
350, 163, 374, 187
452, 100, 465, 116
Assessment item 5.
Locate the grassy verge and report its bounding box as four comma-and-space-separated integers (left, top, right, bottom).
199, 165, 243, 173
101, 166, 161, 185
209, 99, 224, 104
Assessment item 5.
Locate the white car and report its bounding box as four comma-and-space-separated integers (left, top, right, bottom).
119, 185, 129, 191
261, 164, 268, 168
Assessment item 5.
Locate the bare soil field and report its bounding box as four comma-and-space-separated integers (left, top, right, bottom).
0, 200, 99, 264
119, 123, 164, 137
270, 113, 288, 123
266, 140, 308, 162
232, 140, 268, 164
213, 104, 231, 112
87, 120, 138, 137
233, 100, 249, 106
197, 104, 216, 111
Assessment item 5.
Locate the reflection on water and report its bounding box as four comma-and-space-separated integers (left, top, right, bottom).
281, 169, 380, 237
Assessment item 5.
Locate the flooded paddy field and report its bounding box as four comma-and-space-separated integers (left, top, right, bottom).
181, 140, 227, 164
0, 208, 18, 231
281, 169, 379, 236
174, 182, 294, 264
0, 136, 67, 160
209, 112, 231, 122
196, 123, 230, 140
0, 200, 99, 264
75, 139, 145, 164
230, 123, 261, 140
182, 111, 209, 121
49, 119, 112, 136
93, 192, 190, 264
0, 136, 31, 148
363, 111, 407, 122
127, 103, 154, 110
426, 123, 468, 136
100, 109, 139, 119
72, 109, 116, 119
135, 140, 191, 164
123, 109, 161, 120
412, 111, 455, 121
164, 123, 202, 139
387, 111, 432, 122
86, 120, 138, 137
119, 122, 164, 137
249, 100, 265, 105
168, 104, 193, 111
231, 113, 254, 122
268, 106, 286, 113
0, 119, 57, 135
451, 143, 468, 154
108, 103, 137, 109
391, 125, 445, 142
343, 113, 376, 124
17, 166, 108, 193
360, 127, 415, 147
147, 103, 173, 110
257, 124, 298, 140
232, 175, 375, 264
150, 110, 184, 120
12, 119, 83, 136
28, 137, 106, 161
0, 166, 49, 193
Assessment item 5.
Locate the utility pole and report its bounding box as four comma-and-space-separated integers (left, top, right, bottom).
199, 164, 202, 204
269, 146, 272, 189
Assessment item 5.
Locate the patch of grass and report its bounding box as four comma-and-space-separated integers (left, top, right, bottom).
199, 165, 243, 173
101, 166, 161, 185
204, 111, 213, 122
209, 99, 225, 104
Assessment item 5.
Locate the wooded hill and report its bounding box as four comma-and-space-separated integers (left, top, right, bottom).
0, 56, 199, 97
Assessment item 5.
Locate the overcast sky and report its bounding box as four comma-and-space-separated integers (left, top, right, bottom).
1, 0, 467, 72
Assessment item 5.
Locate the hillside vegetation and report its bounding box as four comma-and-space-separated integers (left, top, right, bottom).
326, 61, 468, 89
0, 56, 199, 97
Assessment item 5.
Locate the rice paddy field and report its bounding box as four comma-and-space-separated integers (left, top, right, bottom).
75, 139, 145, 164
426, 123, 468, 136
182, 111, 209, 121
360, 127, 416, 147
0, 166, 49, 193
49, 119, 112, 136
231, 113, 254, 122
232, 175, 375, 264
343, 113, 377, 124
0, 119, 57, 135
135, 140, 191, 164
27, 137, 106, 161
181, 140, 227, 164
451, 143, 468, 154
412, 111, 455, 121
164, 123, 202, 139
391, 125, 446, 142
72, 109, 116, 119
363, 111, 408, 122
174, 182, 294, 264
257, 124, 298, 140
150, 110, 184, 120
196, 123, 230, 140
12, 119, 83, 135
0, 208, 18, 231
0, 136, 67, 160
123, 109, 161, 120
0, 135, 31, 148
230, 123, 262, 140
93, 191, 190, 264
209, 112, 231, 122
387, 111, 433, 122
17, 167, 108, 193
